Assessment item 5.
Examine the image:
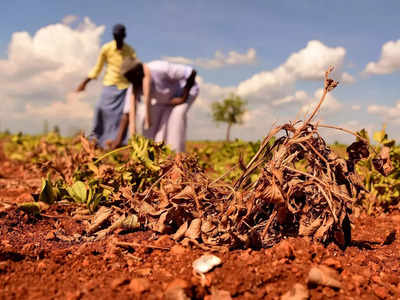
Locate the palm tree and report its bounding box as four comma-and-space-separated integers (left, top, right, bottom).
211, 94, 247, 141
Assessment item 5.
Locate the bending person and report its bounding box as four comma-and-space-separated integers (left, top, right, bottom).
76, 24, 136, 149
111, 60, 198, 152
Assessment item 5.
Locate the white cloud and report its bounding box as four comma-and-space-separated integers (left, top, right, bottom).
237, 66, 293, 100
163, 48, 257, 69
283, 40, 346, 81
236, 40, 349, 101
367, 101, 400, 123
351, 105, 361, 111
272, 90, 309, 107
25, 93, 93, 120
0, 22, 353, 142
341, 72, 355, 84
62, 15, 78, 25
188, 41, 349, 140
364, 40, 400, 75
0, 17, 105, 134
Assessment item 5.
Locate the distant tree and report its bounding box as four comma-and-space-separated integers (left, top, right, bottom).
53, 125, 60, 135
211, 94, 247, 141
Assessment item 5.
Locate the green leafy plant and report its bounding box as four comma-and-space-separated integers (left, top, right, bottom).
67, 181, 87, 203
356, 125, 399, 213
39, 176, 59, 204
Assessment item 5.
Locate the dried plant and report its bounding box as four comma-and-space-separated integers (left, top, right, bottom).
32, 67, 389, 251
120, 67, 385, 250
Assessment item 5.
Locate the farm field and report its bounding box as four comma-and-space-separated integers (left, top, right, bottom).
0, 131, 399, 300
3, 1, 400, 299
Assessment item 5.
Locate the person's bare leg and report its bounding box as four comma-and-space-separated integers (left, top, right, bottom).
106, 113, 129, 150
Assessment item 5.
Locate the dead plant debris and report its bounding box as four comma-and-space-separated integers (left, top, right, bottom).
78, 67, 390, 251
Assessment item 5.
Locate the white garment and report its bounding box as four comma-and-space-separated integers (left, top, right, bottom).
123, 60, 199, 152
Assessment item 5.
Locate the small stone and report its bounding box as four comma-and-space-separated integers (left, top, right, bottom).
281, 283, 309, 300
307, 265, 342, 289
193, 254, 222, 274
170, 244, 187, 256
373, 285, 388, 299
129, 278, 150, 294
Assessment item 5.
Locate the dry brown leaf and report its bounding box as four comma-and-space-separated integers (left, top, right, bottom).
372, 146, 394, 176
173, 221, 188, 241
185, 218, 202, 240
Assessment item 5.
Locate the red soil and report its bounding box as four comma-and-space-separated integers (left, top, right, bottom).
0, 144, 399, 300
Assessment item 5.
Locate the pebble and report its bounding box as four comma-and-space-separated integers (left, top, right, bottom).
281, 283, 309, 300
307, 265, 342, 289
193, 254, 222, 274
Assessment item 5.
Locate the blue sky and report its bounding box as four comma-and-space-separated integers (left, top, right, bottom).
1, 1, 400, 142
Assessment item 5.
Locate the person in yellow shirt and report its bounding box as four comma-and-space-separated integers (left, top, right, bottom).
76, 24, 136, 148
